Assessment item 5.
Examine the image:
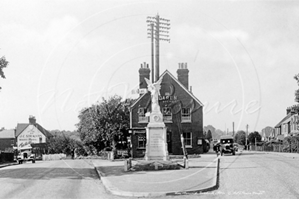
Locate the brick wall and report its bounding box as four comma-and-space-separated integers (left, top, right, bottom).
130, 71, 204, 156
0, 138, 15, 151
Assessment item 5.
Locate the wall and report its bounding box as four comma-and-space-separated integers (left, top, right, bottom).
0, 152, 14, 163
131, 71, 204, 156
17, 125, 46, 150
0, 138, 15, 151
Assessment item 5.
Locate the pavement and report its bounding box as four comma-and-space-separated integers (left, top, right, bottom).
0, 161, 18, 168
91, 153, 220, 197
242, 150, 299, 159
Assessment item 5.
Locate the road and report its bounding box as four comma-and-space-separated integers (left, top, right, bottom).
0, 159, 124, 199
0, 152, 298, 199
165, 151, 299, 199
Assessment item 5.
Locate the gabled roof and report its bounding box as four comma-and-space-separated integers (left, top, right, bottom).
16, 123, 53, 138
130, 92, 148, 109
35, 123, 53, 138
130, 69, 203, 109
0, 129, 15, 138
275, 113, 292, 128
16, 123, 29, 137
161, 70, 203, 106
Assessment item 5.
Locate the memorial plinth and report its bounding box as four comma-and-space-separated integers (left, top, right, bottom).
144, 77, 169, 161
144, 111, 169, 161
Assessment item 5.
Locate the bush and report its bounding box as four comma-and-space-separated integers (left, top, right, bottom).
282, 136, 299, 153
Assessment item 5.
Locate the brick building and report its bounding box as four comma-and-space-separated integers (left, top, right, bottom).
129, 63, 206, 158
16, 116, 53, 158
0, 129, 15, 152
274, 105, 299, 138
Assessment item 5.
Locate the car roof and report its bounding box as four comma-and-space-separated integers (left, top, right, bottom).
220, 135, 234, 139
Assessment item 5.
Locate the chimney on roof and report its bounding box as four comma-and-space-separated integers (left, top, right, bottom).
139, 62, 150, 92
286, 107, 292, 115
177, 63, 189, 89
29, 115, 36, 124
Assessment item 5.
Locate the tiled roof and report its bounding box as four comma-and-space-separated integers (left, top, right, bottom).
275, 113, 292, 128
15, 123, 53, 138
0, 129, 15, 138
131, 70, 203, 109
35, 123, 53, 138
15, 123, 29, 137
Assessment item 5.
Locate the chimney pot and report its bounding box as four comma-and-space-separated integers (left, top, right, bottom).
177, 63, 189, 89
29, 116, 36, 124
139, 62, 150, 92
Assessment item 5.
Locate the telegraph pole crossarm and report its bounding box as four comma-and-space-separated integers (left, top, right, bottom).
147, 14, 170, 82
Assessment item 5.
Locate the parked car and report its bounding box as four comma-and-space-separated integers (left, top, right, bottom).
17, 151, 35, 164
220, 135, 235, 156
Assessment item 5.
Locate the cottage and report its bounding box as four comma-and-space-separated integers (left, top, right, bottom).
16, 116, 53, 158
274, 105, 299, 138
0, 129, 15, 152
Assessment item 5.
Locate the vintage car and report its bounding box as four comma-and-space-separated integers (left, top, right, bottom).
220, 135, 235, 156
17, 151, 35, 164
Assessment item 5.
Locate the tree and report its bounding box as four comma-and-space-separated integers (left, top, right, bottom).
76, 95, 131, 155
47, 131, 85, 156
283, 135, 299, 153
248, 131, 262, 144
294, 73, 299, 103
0, 56, 9, 90
206, 130, 212, 141
234, 130, 246, 145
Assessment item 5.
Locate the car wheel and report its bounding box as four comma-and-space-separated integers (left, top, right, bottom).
232, 150, 235, 155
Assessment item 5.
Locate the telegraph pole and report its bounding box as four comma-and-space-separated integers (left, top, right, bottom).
232, 122, 235, 137
149, 23, 154, 83
147, 14, 170, 82
246, 124, 249, 150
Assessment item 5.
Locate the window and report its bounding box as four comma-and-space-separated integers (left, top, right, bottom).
137, 134, 146, 149
162, 107, 172, 122
183, 132, 192, 148
181, 108, 191, 122
39, 137, 42, 143
295, 115, 299, 131
138, 108, 148, 123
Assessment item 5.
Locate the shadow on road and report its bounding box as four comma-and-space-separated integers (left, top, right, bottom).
238, 151, 266, 156
0, 167, 99, 180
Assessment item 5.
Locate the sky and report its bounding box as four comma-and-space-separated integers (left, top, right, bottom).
0, 0, 298, 133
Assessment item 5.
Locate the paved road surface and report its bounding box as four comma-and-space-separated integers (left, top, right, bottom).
165, 151, 299, 199
0, 159, 125, 199
0, 152, 298, 199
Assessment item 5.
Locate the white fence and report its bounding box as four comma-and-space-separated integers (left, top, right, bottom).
42, 153, 66, 161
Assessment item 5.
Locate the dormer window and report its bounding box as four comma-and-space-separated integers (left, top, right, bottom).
162, 107, 172, 123
181, 108, 191, 122
138, 108, 148, 123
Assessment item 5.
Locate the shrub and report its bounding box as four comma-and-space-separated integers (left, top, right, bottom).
282, 135, 299, 153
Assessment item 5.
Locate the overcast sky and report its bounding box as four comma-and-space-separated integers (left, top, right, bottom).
0, 0, 298, 133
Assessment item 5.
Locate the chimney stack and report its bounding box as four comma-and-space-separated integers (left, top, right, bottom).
177, 63, 189, 89
139, 62, 150, 91
29, 115, 36, 124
